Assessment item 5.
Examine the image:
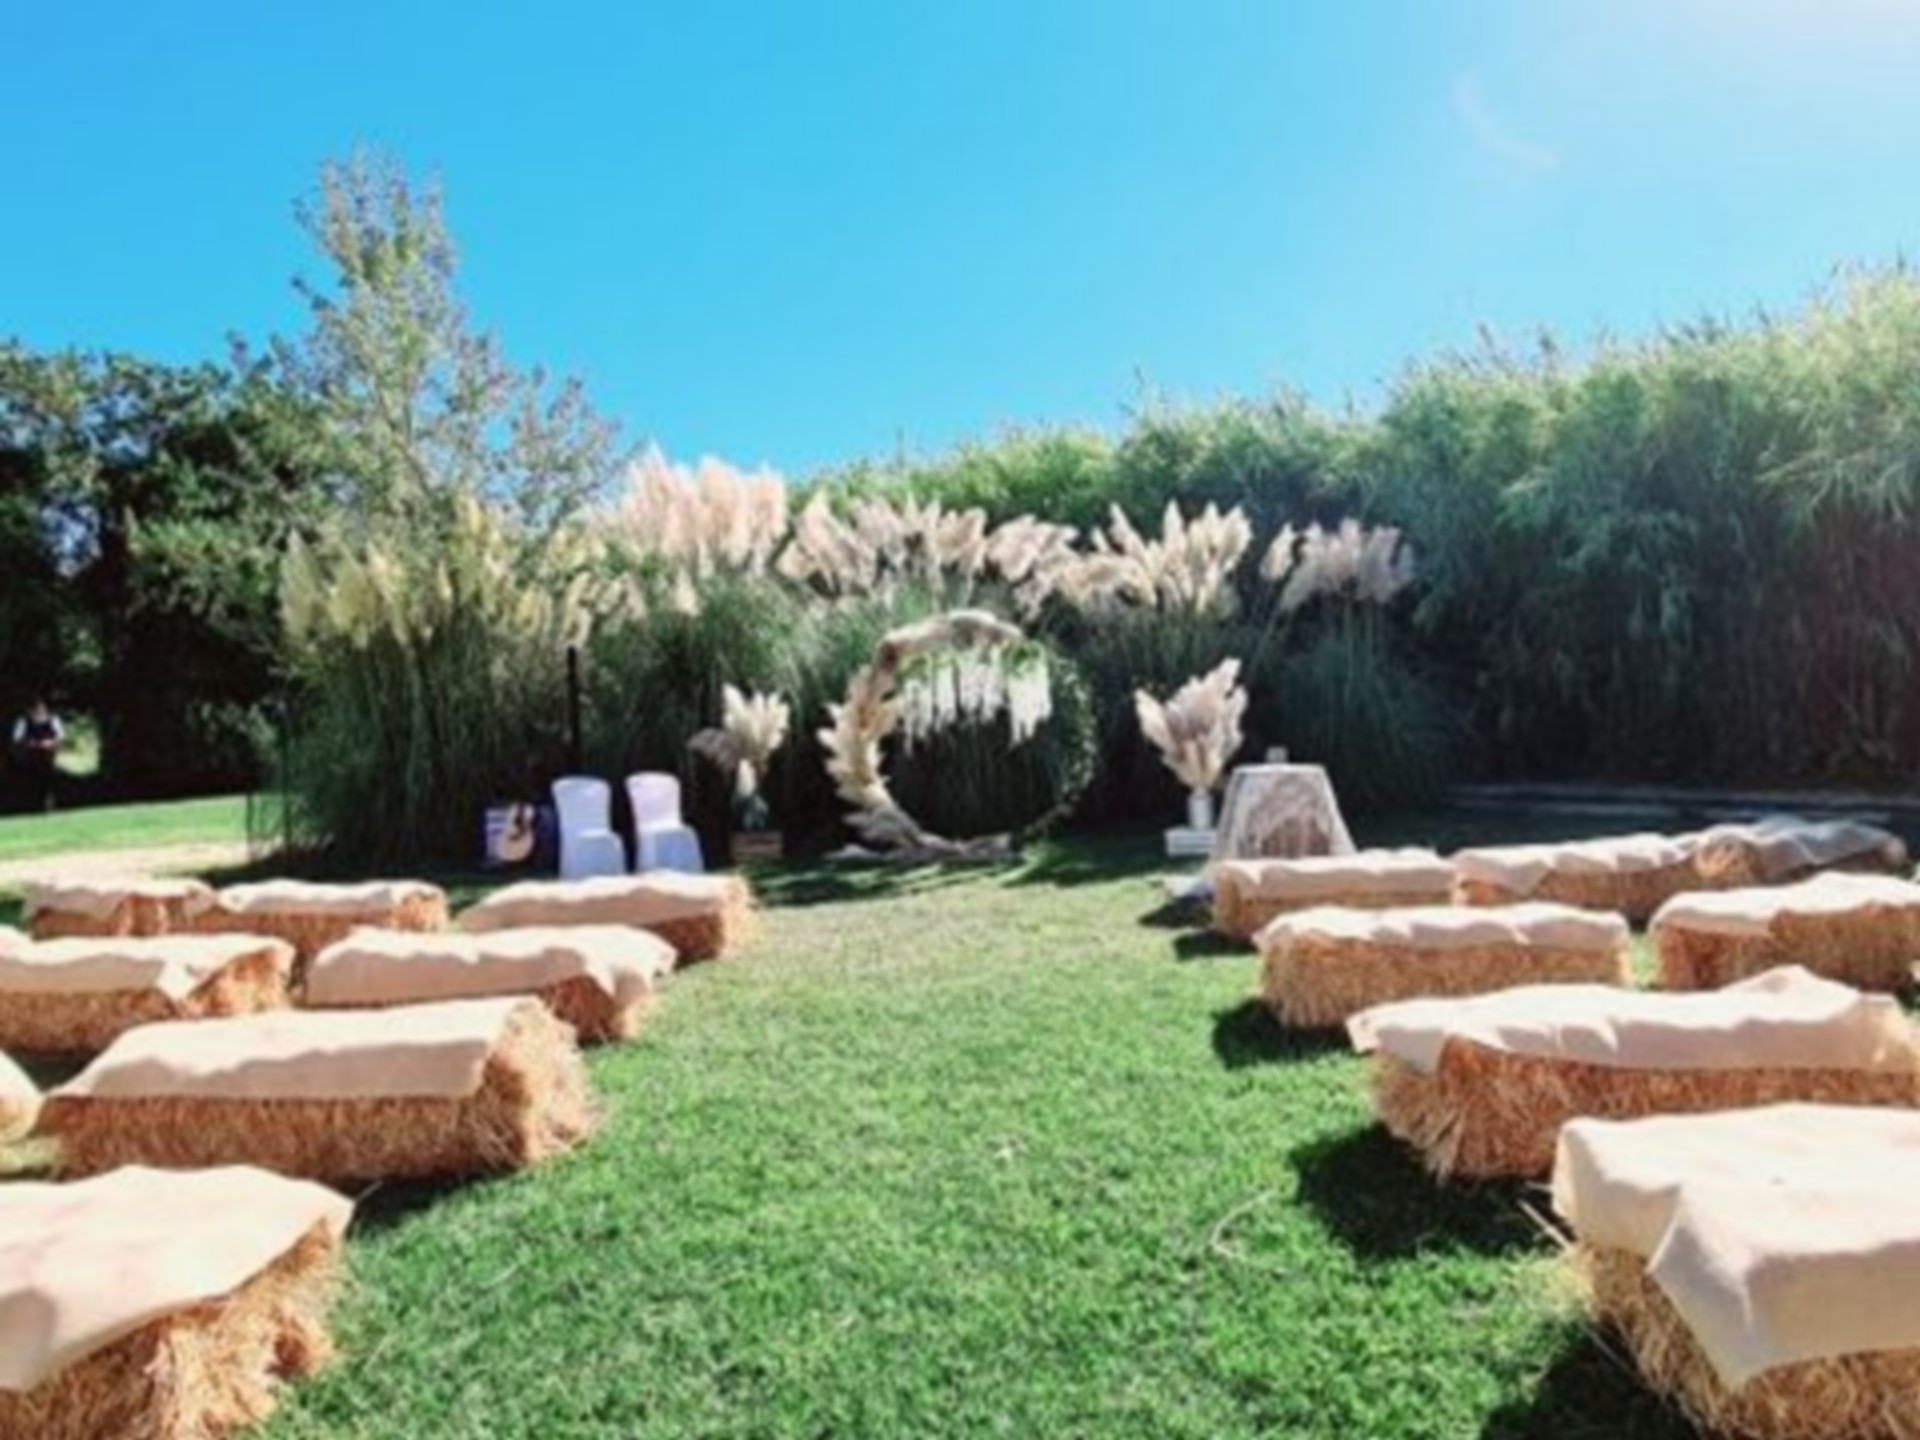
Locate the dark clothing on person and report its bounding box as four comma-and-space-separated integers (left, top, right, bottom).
13, 712, 62, 813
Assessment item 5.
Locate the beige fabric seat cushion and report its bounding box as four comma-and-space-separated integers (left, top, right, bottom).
213, 880, 444, 917
1652, 872, 1920, 939
20, 877, 216, 923
1261, 901, 1626, 954
1348, 966, 1916, 1075
457, 873, 734, 932
54, 998, 534, 1102
1690, 815, 1908, 883
1451, 833, 1690, 895
1554, 1105, 1920, 1387
0, 935, 294, 1002
307, 926, 673, 1009
1215, 849, 1456, 903
0, 1165, 351, 1393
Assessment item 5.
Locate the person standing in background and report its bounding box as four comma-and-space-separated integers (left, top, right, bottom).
12, 699, 64, 813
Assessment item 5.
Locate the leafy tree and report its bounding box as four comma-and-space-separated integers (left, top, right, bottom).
270, 151, 623, 532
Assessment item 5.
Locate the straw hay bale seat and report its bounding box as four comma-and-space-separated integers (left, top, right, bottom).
1211, 849, 1456, 943
1346, 966, 1920, 1180
1258, 903, 1630, 1029
1451, 833, 1698, 923
1553, 1105, 1920, 1440
1688, 815, 1910, 891
1652, 873, 1920, 992
0, 935, 295, 1056
23, 876, 217, 940
36, 997, 595, 1182
456, 872, 756, 963
306, 926, 676, 1044
0, 1165, 350, 1440
195, 880, 449, 966
0, 1051, 37, 1141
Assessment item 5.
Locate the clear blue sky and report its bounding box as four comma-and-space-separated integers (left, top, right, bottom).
6, 0, 1920, 476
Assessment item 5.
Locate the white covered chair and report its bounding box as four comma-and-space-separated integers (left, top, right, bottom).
552, 777, 628, 880
626, 772, 705, 875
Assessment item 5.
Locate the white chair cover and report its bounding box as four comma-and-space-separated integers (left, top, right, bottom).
552, 777, 628, 880
626, 772, 705, 875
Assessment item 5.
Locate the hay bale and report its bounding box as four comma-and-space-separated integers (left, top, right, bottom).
1450, 833, 1696, 922
1689, 814, 1911, 891
306, 926, 675, 1044
36, 997, 595, 1182
1348, 967, 1920, 1179
0, 935, 295, 1056
1211, 849, 1455, 942
0, 1166, 350, 1440
195, 880, 449, 966
0, 1051, 37, 1142
1553, 1106, 1920, 1440
23, 876, 218, 940
456, 872, 757, 963
1653, 873, 1920, 992
1258, 903, 1630, 1028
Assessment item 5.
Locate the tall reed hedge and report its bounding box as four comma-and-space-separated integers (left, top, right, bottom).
277, 213, 1920, 866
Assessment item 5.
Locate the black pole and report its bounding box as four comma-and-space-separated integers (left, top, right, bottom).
277, 697, 293, 856
566, 645, 584, 774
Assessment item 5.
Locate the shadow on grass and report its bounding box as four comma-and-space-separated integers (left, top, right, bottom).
1002, 828, 1171, 889
751, 862, 984, 909
350, 1176, 473, 1236
1210, 999, 1346, 1068
1479, 1331, 1694, 1439
1174, 930, 1245, 962
1139, 897, 1208, 931
1289, 1125, 1540, 1260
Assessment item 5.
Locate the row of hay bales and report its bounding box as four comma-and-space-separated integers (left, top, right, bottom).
0, 868, 757, 1440
1211, 817, 1920, 1438
1211, 814, 1913, 939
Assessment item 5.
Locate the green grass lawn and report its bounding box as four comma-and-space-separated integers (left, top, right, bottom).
0, 793, 248, 868
230, 829, 1690, 1440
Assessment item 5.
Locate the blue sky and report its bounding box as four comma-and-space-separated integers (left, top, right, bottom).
6, 0, 1920, 476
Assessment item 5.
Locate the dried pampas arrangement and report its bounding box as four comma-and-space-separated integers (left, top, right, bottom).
1135, 660, 1248, 801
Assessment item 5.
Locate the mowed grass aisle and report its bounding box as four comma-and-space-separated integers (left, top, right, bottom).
235, 835, 1687, 1439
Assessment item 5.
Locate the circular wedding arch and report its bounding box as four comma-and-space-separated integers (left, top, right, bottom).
818, 609, 1092, 859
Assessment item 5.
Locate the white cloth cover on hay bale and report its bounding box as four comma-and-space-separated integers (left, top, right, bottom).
1690, 815, 1909, 883
456, 872, 736, 933
0, 1165, 351, 1394
1554, 1105, 1920, 1389
1260, 901, 1625, 955
21, 876, 216, 924
1653, 871, 1920, 939
211, 879, 444, 917
54, 997, 537, 1102
1349, 966, 1915, 1077
0, 935, 294, 1003
0, 927, 24, 957
1218, 848, 1455, 905
454, 874, 752, 964
1451, 833, 1689, 895
306, 925, 674, 1010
